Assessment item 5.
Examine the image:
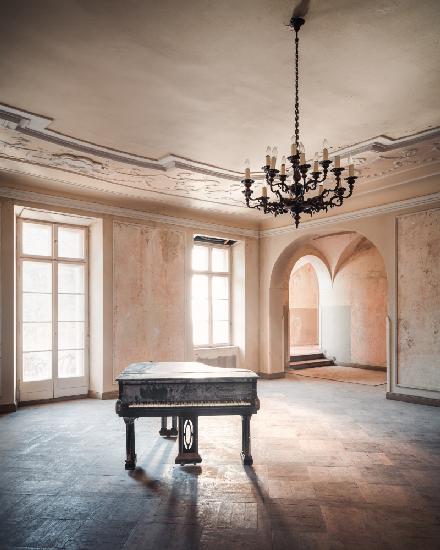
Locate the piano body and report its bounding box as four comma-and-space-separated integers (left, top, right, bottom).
115, 361, 259, 469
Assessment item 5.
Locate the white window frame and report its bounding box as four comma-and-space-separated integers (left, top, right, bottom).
16, 218, 89, 401
192, 241, 232, 348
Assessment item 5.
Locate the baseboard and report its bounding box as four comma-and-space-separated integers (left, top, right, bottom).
386, 392, 440, 407
88, 390, 118, 400
338, 362, 387, 372
258, 372, 285, 379
18, 394, 88, 407
0, 403, 17, 414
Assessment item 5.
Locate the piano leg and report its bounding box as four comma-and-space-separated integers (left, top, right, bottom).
175, 414, 202, 465
171, 416, 178, 436
159, 416, 168, 436
241, 414, 253, 466
124, 417, 137, 470
159, 416, 179, 438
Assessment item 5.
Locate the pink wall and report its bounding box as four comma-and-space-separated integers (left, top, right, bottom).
331, 240, 387, 366
289, 263, 319, 347
113, 221, 186, 378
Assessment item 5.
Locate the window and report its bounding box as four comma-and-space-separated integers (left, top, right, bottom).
18, 220, 88, 389
191, 242, 231, 347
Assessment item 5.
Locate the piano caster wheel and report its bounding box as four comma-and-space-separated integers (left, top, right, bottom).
159, 428, 178, 438
125, 457, 137, 470
241, 452, 253, 466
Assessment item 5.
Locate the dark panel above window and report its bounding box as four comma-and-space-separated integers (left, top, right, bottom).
194, 235, 236, 246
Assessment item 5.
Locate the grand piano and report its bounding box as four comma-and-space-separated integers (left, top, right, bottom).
115, 362, 259, 469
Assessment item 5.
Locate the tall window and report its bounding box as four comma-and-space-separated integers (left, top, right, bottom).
17, 220, 88, 395
192, 242, 231, 347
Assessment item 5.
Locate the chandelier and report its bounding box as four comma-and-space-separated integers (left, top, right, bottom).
241, 17, 357, 228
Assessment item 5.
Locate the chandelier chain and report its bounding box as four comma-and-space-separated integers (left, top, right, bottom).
294, 30, 300, 148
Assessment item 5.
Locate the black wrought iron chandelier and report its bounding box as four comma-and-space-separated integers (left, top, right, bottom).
241, 16, 357, 228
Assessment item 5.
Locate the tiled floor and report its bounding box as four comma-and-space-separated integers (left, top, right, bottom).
1, 377, 439, 549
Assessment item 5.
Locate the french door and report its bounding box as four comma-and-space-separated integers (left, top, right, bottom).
17, 219, 89, 402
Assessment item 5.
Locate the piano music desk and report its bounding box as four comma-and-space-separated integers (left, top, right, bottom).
115, 362, 259, 469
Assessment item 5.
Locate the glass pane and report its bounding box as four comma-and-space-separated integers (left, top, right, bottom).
23, 351, 52, 381
22, 322, 52, 352
58, 264, 84, 293
58, 294, 84, 321
192, 274, 208, 299
213, 321, 229, 344
193, 321, 209, 346
22, 261, 52, 293
22, 222, 52, 256
213, 299, 229, 321
212, 276, 228, 300
58, 349, 84, 378
58, 322, 84, 350
212, 247, 229, 272
192, 246, 209, 271
192, 299, 209, 321
58, 227, 85, 259
23, 293, 52, 323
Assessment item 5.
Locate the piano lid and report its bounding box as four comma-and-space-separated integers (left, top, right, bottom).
116, 361, 259, 382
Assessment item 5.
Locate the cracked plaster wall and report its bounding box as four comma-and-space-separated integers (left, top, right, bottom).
397, 209, 440, 390
113, 221, 186, 379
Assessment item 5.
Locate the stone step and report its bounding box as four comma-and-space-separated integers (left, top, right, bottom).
288, 358, 334, 370
290, 352, 325, 362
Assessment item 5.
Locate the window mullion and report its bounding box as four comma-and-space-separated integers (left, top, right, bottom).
52, 224, 58, 387
208, 247, 213, 346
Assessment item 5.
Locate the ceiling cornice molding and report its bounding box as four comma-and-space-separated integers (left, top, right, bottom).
1, 103, 439, 178
0, 104, 240, 181
260, 192, 440, 238
333, 127, 440, 157
0, 186, 259, 238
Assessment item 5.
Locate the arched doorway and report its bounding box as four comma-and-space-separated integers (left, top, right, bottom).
269, 231, 388, 379
289, 260, 319, 354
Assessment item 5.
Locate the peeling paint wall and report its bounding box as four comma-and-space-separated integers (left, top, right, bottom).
397, 209, 440, 390
289, 263, 319, 347
113, 221, 186, 378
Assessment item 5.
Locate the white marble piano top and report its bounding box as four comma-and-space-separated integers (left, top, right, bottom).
116, 361, 259, 382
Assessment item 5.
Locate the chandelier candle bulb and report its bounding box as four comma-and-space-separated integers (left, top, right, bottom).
265, 146, 271, 166
313, 152, 319, 172
348, 155, 354, 176
262, 186, 267, 198
318, 184, 324, 193
334, 155, 341, 168
270, 146, 278, 169
244, 158, 251, 179
323, 139, 329, 161
291, 136, 297, 156
299, 142, 306, 164
281, 156, 286, 175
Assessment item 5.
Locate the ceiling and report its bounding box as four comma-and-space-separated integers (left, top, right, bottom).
1, 0, 439, 173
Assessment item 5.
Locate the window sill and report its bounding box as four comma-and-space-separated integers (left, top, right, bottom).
194, 345, 238, 358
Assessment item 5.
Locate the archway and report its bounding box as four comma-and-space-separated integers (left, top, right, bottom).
289, 260, 319, 353
269, 231, 388, 377
288, 254, 333, 357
